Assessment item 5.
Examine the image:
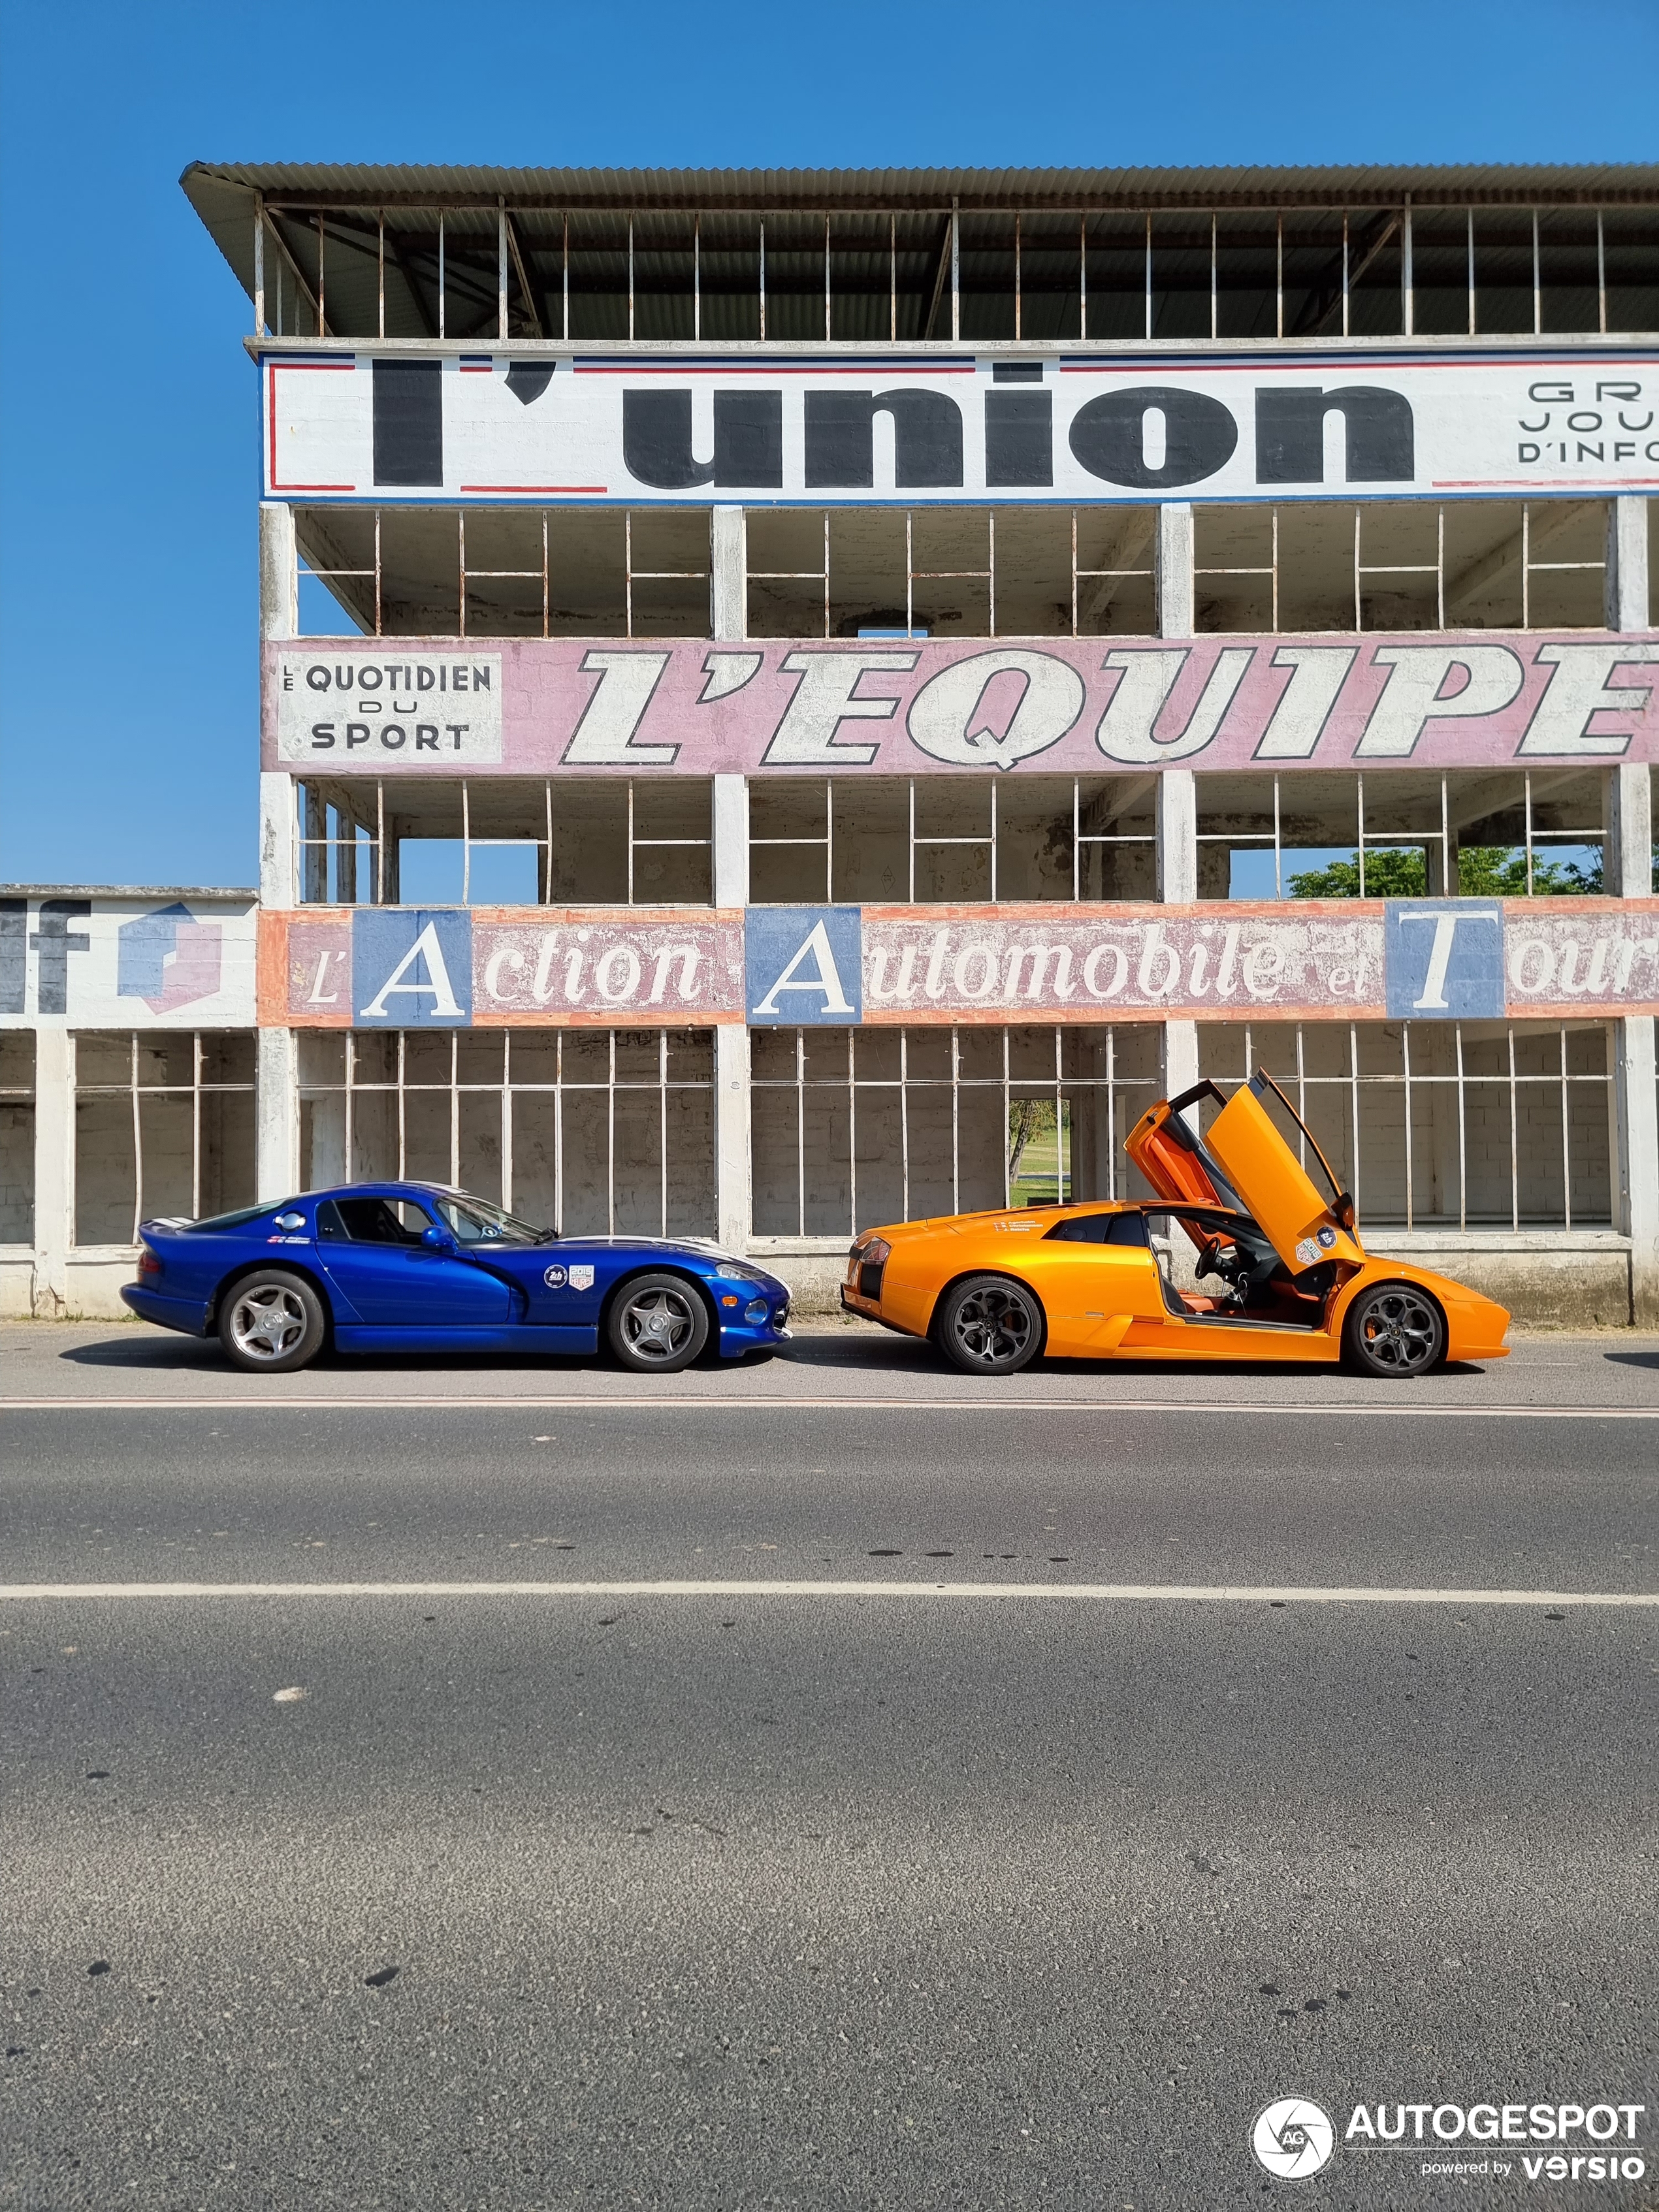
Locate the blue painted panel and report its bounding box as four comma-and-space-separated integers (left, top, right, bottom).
351, 908, 473, 1026
1383, 899, 1505, 1020
744, 907, 863, 1025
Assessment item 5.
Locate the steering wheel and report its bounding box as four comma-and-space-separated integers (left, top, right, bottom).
1195, 1236, 1225, 1281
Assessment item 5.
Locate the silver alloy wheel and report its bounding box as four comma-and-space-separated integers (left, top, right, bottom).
951, 1282, 1039, 1369
229, 1280, 309, 1362
619, 1285, 696, 1363
1355, 1287, 1441, 1373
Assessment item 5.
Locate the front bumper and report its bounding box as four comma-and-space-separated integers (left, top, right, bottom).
120, 1283, 212, 1336
715, 1275, 793, 1358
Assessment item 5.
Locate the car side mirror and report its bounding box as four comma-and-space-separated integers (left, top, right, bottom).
1332, 1193, 1357, 1232
421, 1224, 456, 1253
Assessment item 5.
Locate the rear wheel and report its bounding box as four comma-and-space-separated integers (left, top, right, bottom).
607, 1273, 709, 1374
935, 1275, 1045, 1376
218, 1270, 325, 1375
1343, 1282, 1445, 1379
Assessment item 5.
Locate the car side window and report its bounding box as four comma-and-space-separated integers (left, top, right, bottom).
1044, 1215, 1111, 1244
1044, 1212, 1151, 1247
330, 1197, 433, 1246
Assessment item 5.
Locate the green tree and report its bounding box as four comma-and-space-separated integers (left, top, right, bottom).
1287, 848, 1426, 898
1288, 845, 1604, 899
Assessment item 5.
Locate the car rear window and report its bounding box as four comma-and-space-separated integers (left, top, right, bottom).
185, 1204, 274, 1233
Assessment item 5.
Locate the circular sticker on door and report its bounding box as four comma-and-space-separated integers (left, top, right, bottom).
543, 1265, 568, 1289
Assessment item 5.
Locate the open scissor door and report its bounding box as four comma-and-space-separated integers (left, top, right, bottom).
1125, 1090, 1247, 1211
1202, 1072, 1365, 1276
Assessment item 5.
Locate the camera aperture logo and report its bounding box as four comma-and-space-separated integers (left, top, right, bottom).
1254, 2098, 1336, 2178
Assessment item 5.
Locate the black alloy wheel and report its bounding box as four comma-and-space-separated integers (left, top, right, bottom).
607, 1273, 710, 1373
218, 1269, 327, 1375
1343, 1283, 1445, 1378
937, 1275, 1045, 1376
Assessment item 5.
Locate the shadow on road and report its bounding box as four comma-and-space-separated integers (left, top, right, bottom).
1603, 1349, 1659, 1370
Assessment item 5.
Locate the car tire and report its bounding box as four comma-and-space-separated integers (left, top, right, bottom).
1342, 1281, 1445, 1379
218, 1269, 326, 1375
607, 1273, 710, 1374
935, 1274, 1046, 1377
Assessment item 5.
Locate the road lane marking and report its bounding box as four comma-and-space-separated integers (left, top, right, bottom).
0, 1580, 1652, 1606
2, 1397, 1656, 1419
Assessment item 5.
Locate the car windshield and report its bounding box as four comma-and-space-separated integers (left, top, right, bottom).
430, 1193, 552, 1246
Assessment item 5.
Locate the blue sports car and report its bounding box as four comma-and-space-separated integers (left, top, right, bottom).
120, 1183, 792, 1376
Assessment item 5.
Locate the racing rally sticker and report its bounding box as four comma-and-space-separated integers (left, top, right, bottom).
568, 1265, 596, 1291
543, 1265, 567, 1289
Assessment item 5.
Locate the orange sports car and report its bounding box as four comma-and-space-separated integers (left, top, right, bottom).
840, 1073, 1510, 1379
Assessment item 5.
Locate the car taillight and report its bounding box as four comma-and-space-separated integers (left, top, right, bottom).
137, 1248, 163, 1277
857, 1237, 892, 1301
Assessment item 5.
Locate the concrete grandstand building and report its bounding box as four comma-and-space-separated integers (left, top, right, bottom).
3, 162, 1657, 1322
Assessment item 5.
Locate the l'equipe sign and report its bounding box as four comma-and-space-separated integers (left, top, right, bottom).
266, 635, 1659, 778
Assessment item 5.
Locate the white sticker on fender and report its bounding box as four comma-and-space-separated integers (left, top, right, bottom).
568, 1264, 596, 1291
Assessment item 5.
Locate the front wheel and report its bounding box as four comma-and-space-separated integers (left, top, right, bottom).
219, 1270, 326, 1374
935, 1275, 1046, 1376
1342, 1282, 1445, 1379
607, 1273, 710, 1374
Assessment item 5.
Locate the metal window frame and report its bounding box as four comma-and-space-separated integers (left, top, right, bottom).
1206, 1017, 1613, 1230
748, 1021, 1162, 1236
69, 1030, 257, 1247
304, 1025, 716, 1234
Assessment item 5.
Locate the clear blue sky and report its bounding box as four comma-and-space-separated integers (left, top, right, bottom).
1, 0, 1654, 888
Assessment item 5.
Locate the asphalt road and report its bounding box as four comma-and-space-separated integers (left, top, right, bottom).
3, 1326, 1656, 2211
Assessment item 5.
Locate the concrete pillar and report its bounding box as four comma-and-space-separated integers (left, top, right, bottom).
713, 774, 750, 908
1157, 770, 1197, 903
1156, 502, 1195, 639
32, 1028, 72, 1316
1162, 1018, 1200, 1121
714, 1024, 751, 1256
257, 1027, 300, 1202
1605, 761, 1652, 897
711, 772, 752, 1252
1605, 496, 1650, 632
260, 502, 298, 641
1615, 1016, 1659, 1326
260, 773, 297, 908
711, 505, 747, 642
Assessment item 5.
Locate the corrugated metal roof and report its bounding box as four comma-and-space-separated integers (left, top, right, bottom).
184, 158, 1659, 213
183, 161, 1659, 327
0, 884, 257, 901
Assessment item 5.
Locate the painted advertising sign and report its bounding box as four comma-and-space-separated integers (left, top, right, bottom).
0, 895, 258, 1029
266, 634, 1659, 778
265, 908, 747, 1028
263, 349, 1659, 505
259, 899, 1659, 1030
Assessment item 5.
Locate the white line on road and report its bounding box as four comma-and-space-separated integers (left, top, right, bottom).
0, 1580, 1651, 1606
2, 1396, 1655, 1419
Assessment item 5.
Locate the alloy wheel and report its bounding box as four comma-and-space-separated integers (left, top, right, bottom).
229, 1282, 308, 1362
951, 1283, 1039, 1370
1355, 1288, 1440, 1373
619, 1287, 696, 1364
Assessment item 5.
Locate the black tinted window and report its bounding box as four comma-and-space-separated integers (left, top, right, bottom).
330, 1196, 432, 1246
1045, 1213, 1112, 1243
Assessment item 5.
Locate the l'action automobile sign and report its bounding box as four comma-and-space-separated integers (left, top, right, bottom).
259, 899, 1659, 1030
261, 349, 1659, 504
